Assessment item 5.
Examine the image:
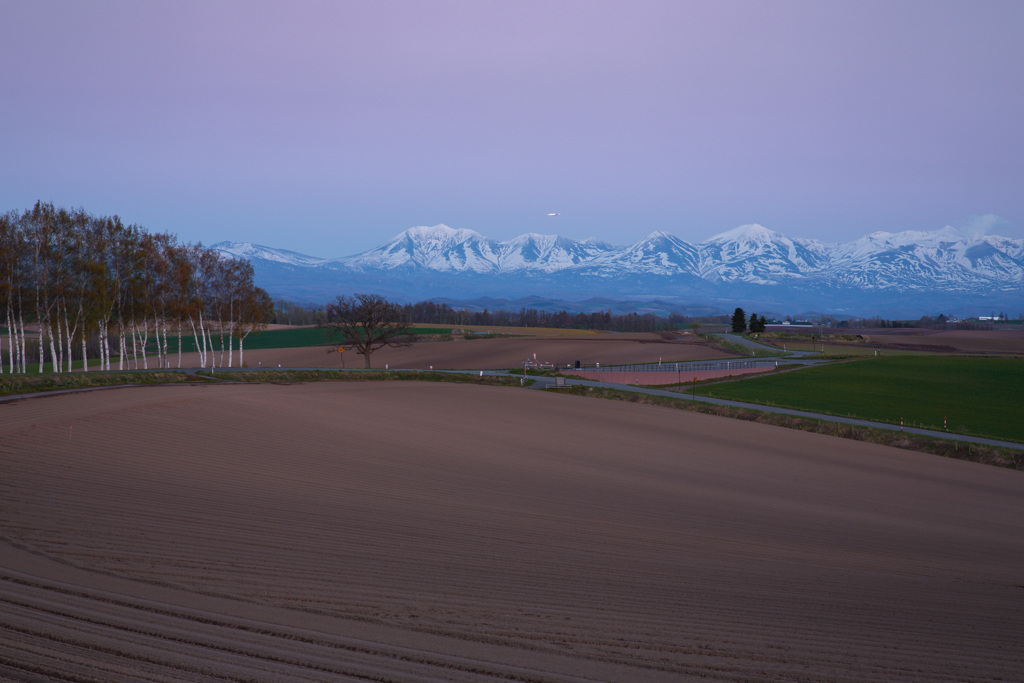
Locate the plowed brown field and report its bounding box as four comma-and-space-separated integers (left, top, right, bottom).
205, 333, 731, 370
2, 382, 1023, 681
830, 328, 1024, 354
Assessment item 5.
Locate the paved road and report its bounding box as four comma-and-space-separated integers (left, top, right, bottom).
525, 373, 1024, 451
714, 333, 820, 359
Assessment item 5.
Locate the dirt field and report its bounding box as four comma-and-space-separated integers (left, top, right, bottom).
564, 365, 774, 385
821, 328, 1024, 354
204, 333, 732, 370
2, 382, 1023, 681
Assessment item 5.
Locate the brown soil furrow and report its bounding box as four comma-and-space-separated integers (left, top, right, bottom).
0, 572, 611, 683
202, 334, 731, 371
2, 382, 1023, 681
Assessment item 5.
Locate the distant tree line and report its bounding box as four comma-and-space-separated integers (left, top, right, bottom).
273, 296, 1020, 336
395, 300, 729, 332
272, 301, 729, 331
1, 202, 273, 373
272, 298, 734, 332
272, 299, 323, 326
846, 315, 1002, 330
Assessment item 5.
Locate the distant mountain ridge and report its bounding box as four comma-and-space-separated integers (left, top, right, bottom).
213, 224, 1024, 316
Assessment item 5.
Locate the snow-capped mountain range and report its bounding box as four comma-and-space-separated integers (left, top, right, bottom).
213, 224, 1024, 316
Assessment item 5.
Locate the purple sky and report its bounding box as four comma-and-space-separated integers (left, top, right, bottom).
3, 0, 1022, 255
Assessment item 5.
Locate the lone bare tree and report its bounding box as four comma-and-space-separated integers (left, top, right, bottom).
321, 293, 413, 368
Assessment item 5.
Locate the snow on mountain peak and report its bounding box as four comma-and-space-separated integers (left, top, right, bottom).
707, 223, 778, 244
215, 223, 1024, 301
210, 241, 329, 266
401, 224, 486, 243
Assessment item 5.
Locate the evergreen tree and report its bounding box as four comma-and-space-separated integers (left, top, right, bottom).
748, 313, 766, 334
731, 307, 746, 334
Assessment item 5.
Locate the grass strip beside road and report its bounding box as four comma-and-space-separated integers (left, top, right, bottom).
0, 371, 204, 396
0, 369, 533, 397
694, 356, 1024, 443
555, 384, 1024, 471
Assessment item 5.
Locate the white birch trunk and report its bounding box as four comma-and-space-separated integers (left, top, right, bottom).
154, 318, 162, 368
45, 323, 57, 373
54, 321, 62, 373
55, 311, 64, 372
54, 315, 64, 373
5, 305, 12, 374
117, 321, 126, 370
19, 310, 28, 373
99, 320, 107, 370
106, 320, 113, 371
221, 328, 227, 368
191, 317, 205, 368
153, 318, 161, 368
0, 307, 6, 375
239, 332, 249, 368
201, 317, 208, 368
198, 314, 208, 368
129, 320, 138, 369
64, 316, 73, 373
38, 321, 46, 374
109, 324, 114, 370
158, 319, 167, 368
190, 318, 199, 368
98, 319, 108, 370
138, 319, 149, 370
207, 328, 216, 369
54, 311, 64, 372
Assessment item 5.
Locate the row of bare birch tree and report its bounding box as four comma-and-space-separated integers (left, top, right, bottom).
0, 202, 273, 373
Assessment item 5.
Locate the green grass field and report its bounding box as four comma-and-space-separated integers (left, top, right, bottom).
698, 356, 1024, 443
151, 326, 459, 354
156, 327, 334, 353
